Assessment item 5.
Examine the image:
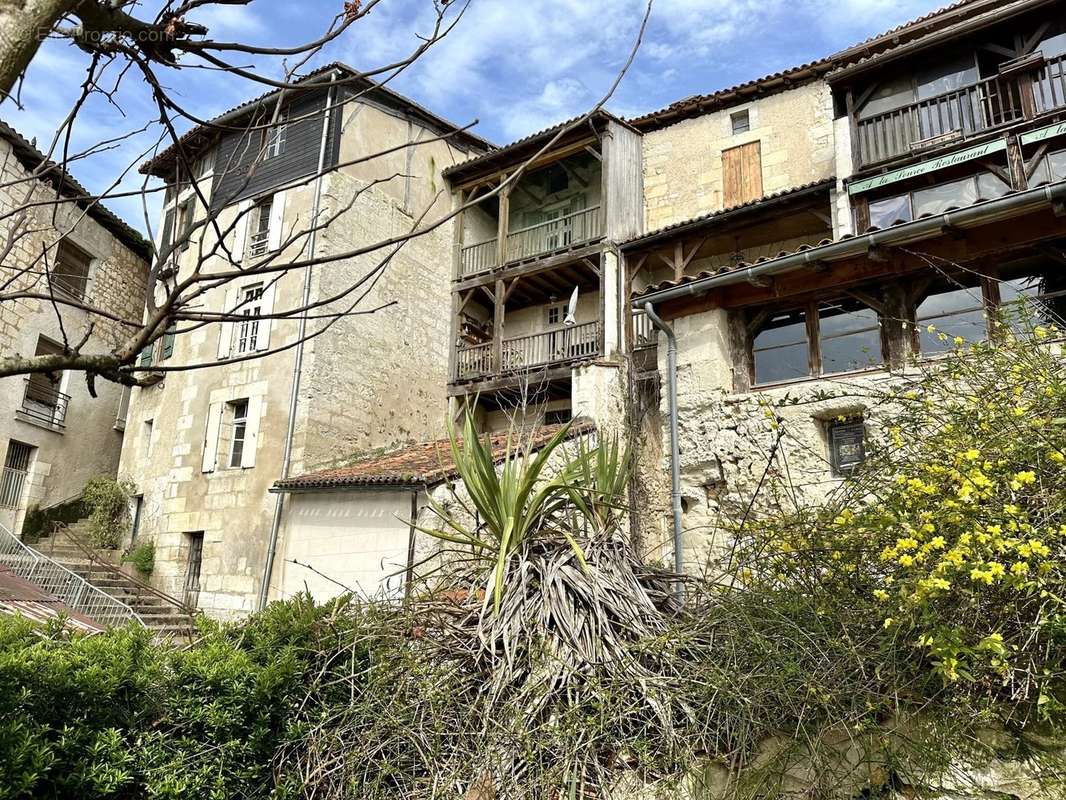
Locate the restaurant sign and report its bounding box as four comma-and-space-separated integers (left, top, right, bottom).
848, 139, 1007, 196
1020, 121, 1066, 146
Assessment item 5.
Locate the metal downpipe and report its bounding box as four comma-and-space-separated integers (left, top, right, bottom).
643, 302, 683, 597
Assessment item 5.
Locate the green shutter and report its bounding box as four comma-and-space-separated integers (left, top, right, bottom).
162, 327, 176, 360
138, 345, 153, 368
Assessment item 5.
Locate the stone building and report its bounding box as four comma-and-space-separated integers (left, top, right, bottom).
0, 120, 150, 536
118, 65, 489, 617
627, 0, 1066, 568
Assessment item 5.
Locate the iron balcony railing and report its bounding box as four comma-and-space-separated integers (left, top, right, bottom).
246, 228, 270, 258
856, 74, 1028, 167
19, 379, 70, 428
0, 467, 28, 510
458, 206, 604, 277
0, 523, 144, 630
454, 321, 602, 380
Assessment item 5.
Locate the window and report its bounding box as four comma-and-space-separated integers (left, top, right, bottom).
751, 298, 884, 386
865, 171, 1010, 230
183, 531, 204, 608
51, 239, 92, 300
129, 495, 143, 544
753, 308, 809, 385
545, 164, 568, 195
227, 399, 249, 469
1030, 148, 1066, 187
0, 441, 33, 510
998, 272, 1066, 332
264, 111, 287, 159
175, 198, 195, 252
143, 419, 154, 459
730, 109, 750, 135
916, 284, 988, 353
828, 418, 866, 476
818, 300, 882, 374
546, 304, 565, 327
22, 336, 68, 427
235, 284, 264, 354
858, 76, 915, 120
247, 196, 273, 258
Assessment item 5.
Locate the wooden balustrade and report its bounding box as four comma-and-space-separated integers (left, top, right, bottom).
856, 74, 1028, 167
454, 321, 602, 381
631, 310, 656, 349
505, 205, 602, 263
1034, 53, 1066, 114
458, 239, 497, 277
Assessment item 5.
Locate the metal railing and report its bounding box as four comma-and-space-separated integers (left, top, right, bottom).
19, 379, 70, 428
246, 228, 270, 258
505, 205, 602, 263
631, 309, 657, 349
856, 74, 1027, 167
49, 523, 196, 634
459, 239, 498, 277
0, 523, 144, 629
1034, 53, 1066, 114
0, 467, 28, 510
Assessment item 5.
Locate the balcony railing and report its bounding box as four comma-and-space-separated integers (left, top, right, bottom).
454, 320, 602, 381
0, 467, 27, 510
631, 310, 657, 349
459, 239, 498, 278
1034, 53, 1066, 114
19, 379, 69, 428
856, 74, 1028, 167
506, 205, 602, 263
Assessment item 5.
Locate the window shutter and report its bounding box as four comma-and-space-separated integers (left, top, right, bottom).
137, 344, 154, 368
241, 395, 262, 468
217, 285, 239, 359
161, 327, 176, 360
231, 199, 252, 263
722, 141, 763, 207
255, 280, 276, 352
267, 190, 285, 252
201, 402, 223, 473
160, 208, 175, 251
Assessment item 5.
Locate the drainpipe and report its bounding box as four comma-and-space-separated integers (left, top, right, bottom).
643, 302, 683, 597
257, 72, 338, 611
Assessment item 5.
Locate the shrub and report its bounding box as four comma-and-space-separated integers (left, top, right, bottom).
121, 542, 154, 576
19, 496, 89, 543
81, 476, 134, 550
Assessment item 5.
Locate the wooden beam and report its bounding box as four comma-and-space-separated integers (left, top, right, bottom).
492, 279, 505, 373
503, 275, 523, 302
680, 236, 709, 272
584, 145, 603, 162
581, 256, 601, 277
845, 287, 886, 313
673, 241, 685, 282
1022, 22, 1051, 55
1025, 143, 1050, 180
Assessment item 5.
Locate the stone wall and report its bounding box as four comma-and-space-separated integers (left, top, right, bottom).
0, 136, 147, 532
641, 82, 836, 233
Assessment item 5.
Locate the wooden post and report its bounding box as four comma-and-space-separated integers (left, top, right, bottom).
673, 241, 684, 282
1006, 134, 1027, 190
881, 283, 910, 369
496, 177, 511, 267
493, 278, 505, 374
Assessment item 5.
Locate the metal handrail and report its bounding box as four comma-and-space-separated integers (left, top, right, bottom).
52, 522, 196, 626
0, 522, 144, 629
19, 378, 70, 428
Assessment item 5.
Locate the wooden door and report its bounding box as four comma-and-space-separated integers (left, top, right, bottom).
722, 141, 763, 207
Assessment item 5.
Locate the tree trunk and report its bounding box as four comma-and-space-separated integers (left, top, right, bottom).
0, 0, 77, 99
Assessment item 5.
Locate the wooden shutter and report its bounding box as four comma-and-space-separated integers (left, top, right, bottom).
722, 142, 763, 207
255, 280, 276, 352
217, 285, 239, 359
201, 402, 223, 472
267, 190, 285, 252
231, 199, 252, 263
241, 395, 262, 468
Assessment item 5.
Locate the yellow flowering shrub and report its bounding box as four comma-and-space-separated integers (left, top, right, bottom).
735, 319, 1066, 725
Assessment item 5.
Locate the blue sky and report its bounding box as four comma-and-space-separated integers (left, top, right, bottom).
3, 0, 946, 235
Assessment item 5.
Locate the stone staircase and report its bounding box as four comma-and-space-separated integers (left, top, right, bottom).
33, 522, 195, 640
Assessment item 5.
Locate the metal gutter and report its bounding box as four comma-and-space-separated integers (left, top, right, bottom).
258, 71, 338, 612
642, 303, 683, 598
633, 180, 1066, 309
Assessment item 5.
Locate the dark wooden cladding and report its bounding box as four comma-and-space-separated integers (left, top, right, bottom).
209, 88, 341, 213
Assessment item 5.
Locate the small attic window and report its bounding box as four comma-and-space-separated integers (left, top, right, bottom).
730, 109, 750, 135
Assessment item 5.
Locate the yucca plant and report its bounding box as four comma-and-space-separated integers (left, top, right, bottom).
420, 406, 591, 611
565, 433, 631, 536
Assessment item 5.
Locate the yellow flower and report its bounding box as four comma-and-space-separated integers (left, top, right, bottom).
898, 554, 915, 567
1010, 562, 1029, 577
1049, 450, 1066, 464
929, 535, 946, 550
953, 336, 965, 346
1013, 470, 1036, 486
963, 448, 980, 461
873, 589, 889, 601
884, 618, 895, 628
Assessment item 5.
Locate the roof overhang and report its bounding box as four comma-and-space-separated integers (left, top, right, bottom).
635, 179, 1066, 309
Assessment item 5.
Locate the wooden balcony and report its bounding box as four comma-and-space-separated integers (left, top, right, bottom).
855, 73, 1030, 167
1034, 53, 1066, 114
458, 205, 603, 278
454, 321, 602, 382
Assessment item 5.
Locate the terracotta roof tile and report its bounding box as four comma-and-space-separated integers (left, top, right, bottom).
0, 566, 104, 633
274, 420, 594, 491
